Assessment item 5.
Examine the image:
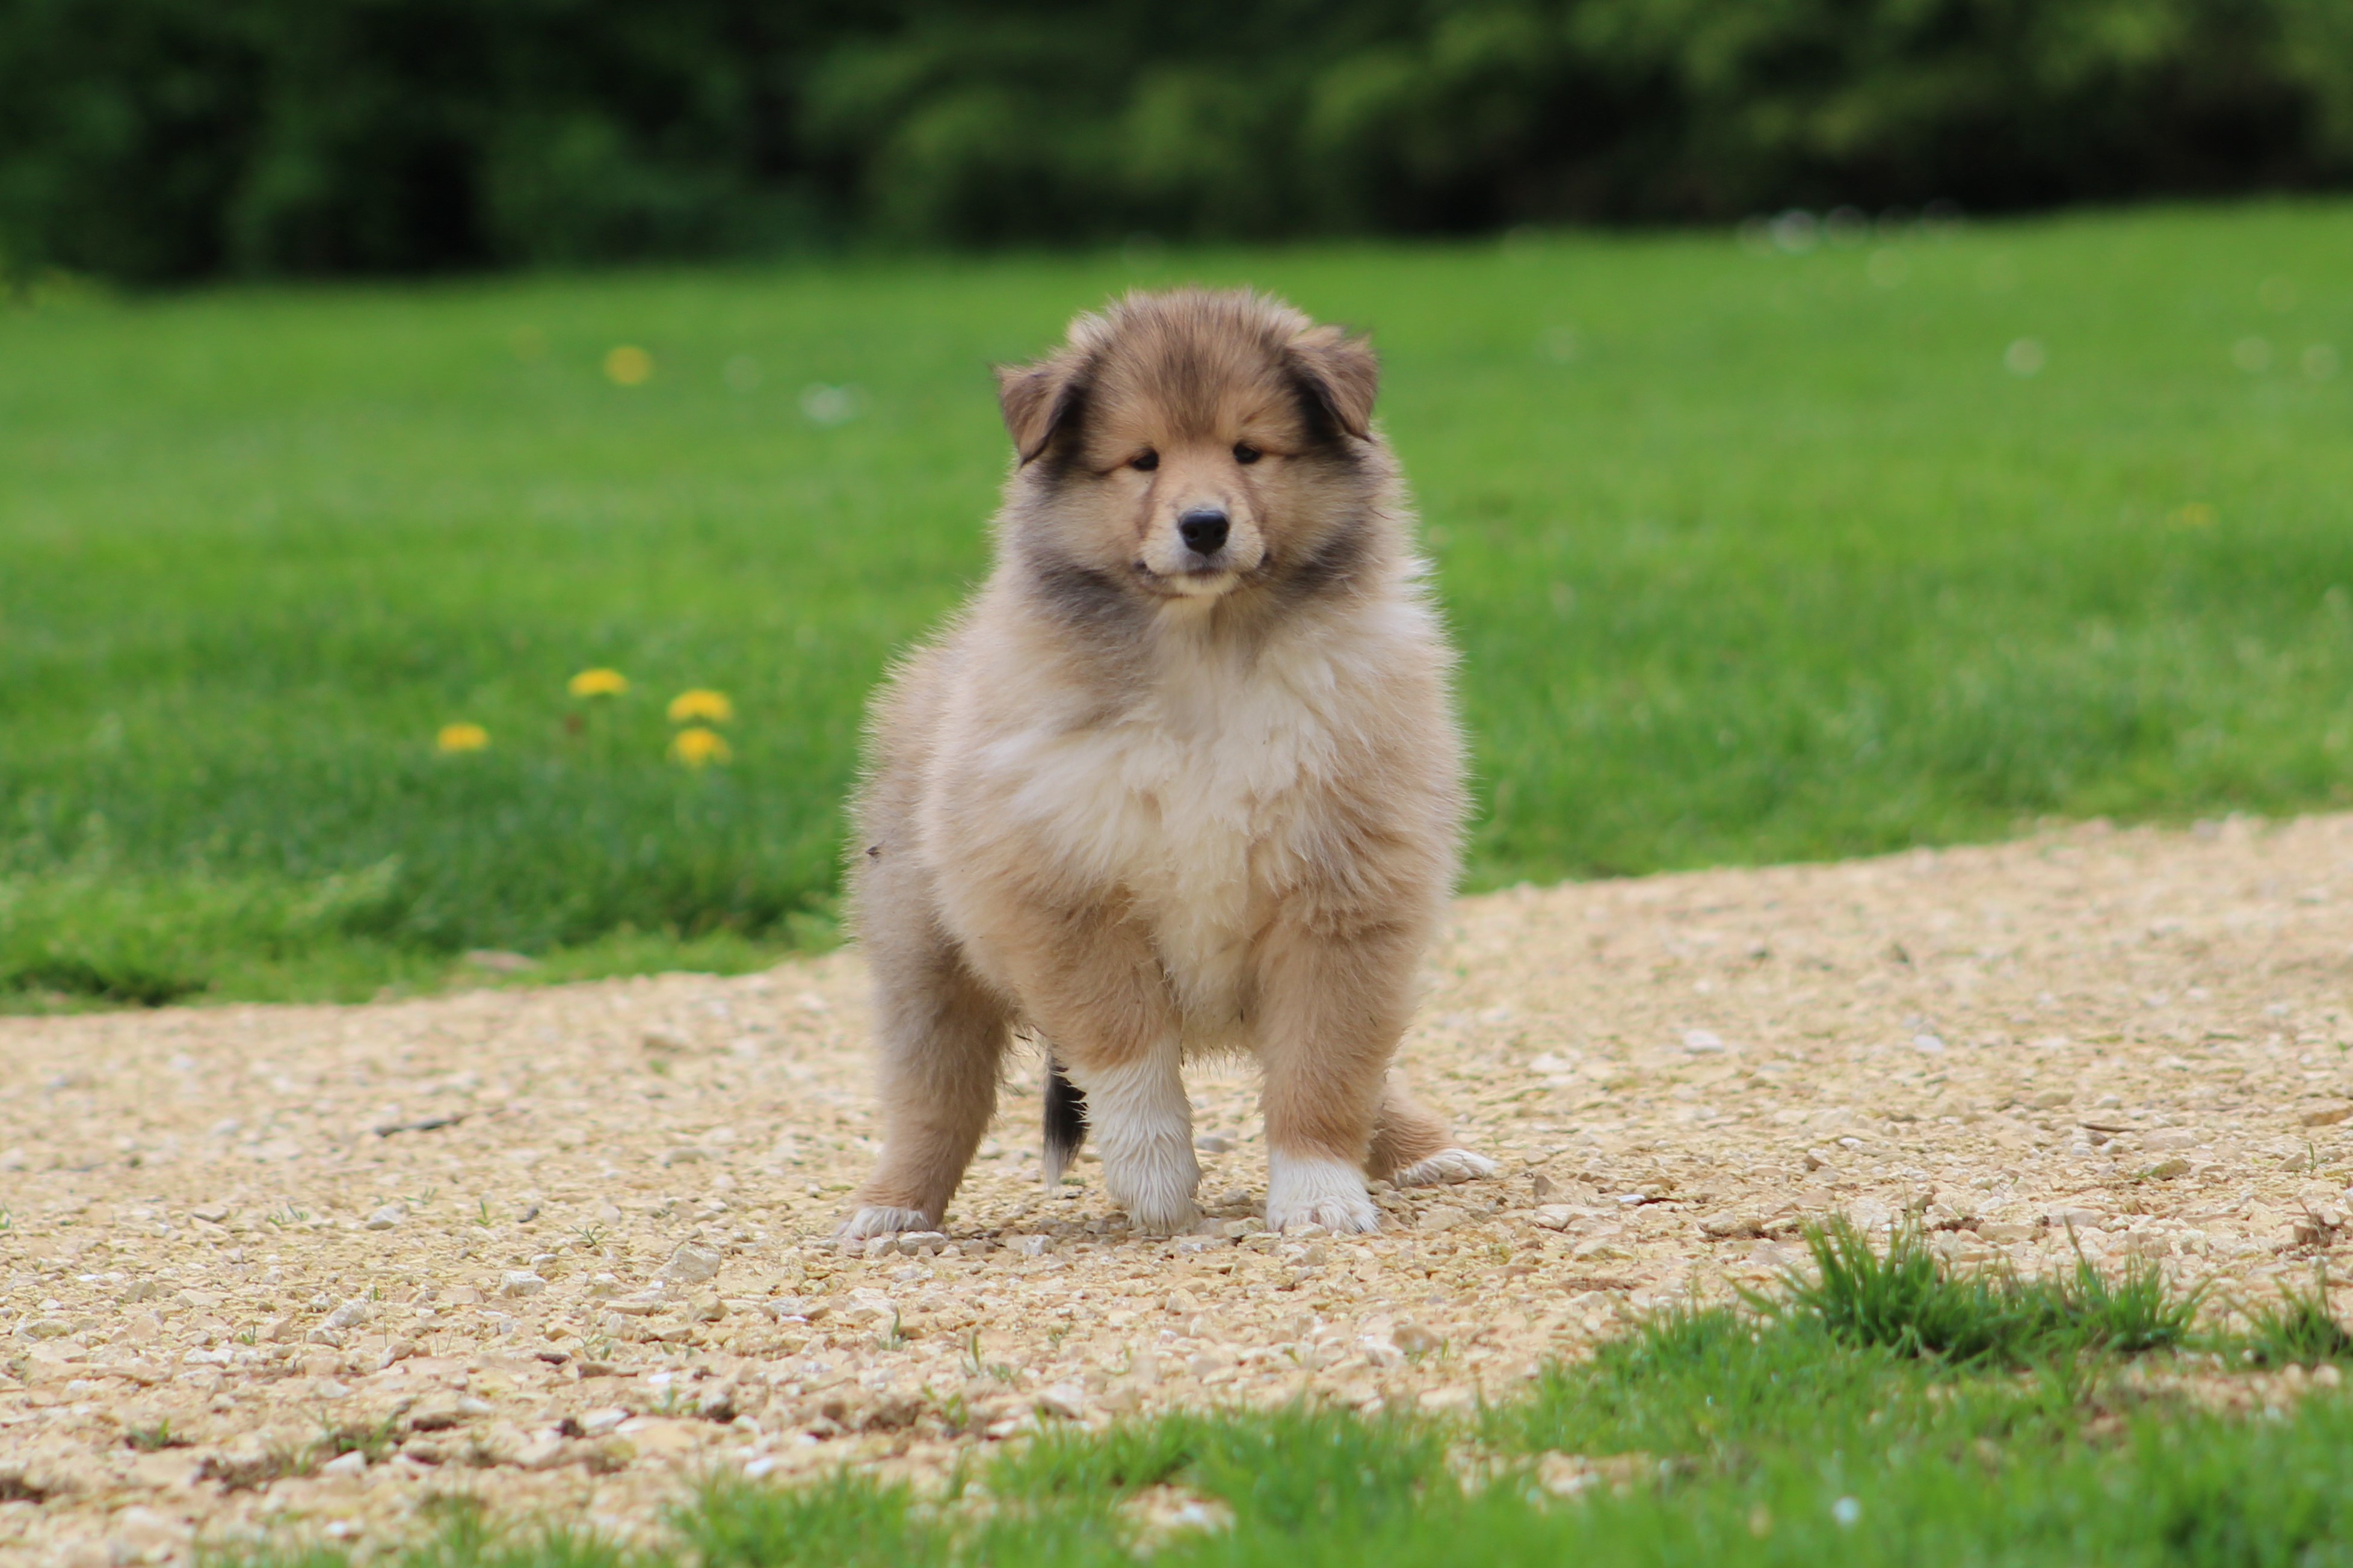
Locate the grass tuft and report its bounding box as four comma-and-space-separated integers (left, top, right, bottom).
1769, 1217, 2197, 1366
678, 1474, 939, 1568
2242, 1269, 2353, 1368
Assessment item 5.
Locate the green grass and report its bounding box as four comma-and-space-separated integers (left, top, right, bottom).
1766, 1217, 2201, 1365
214, 1226, 2353, 1567
9, 200, 2353, 1004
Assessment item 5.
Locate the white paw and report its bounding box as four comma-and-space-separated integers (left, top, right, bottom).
1391, 1148, 1500, 1188
1072, 1052, 1201, 1236
1266, 1153, 1383, 1235
1100, 1132, 1201, 1235
836, 1205, 931, 1241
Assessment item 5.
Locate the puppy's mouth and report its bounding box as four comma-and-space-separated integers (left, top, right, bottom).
1133, 549, 1267, 599
1133, 559, 1241, 598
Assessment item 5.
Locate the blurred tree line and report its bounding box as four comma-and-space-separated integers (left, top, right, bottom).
4, 0, 2349, 282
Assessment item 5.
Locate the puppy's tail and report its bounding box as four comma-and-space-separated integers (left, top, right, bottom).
1041, 1058, 1088, 1187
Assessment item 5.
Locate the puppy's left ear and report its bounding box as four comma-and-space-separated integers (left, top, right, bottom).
995, 350, 1087, 465
1285, 324, 1378, 440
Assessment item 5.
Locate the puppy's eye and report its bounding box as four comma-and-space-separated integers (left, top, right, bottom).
1233, 443, 1262, 465
1130, 451, 1159, 472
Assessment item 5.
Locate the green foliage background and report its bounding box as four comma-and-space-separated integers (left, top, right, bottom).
5, 0, 2353, 281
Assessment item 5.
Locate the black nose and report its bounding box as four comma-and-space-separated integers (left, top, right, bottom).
1178, 508, 1230, 556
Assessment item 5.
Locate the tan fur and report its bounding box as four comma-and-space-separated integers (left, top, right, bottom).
840, 289, 1493, 1238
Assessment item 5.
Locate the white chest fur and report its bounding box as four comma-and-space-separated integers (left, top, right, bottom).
981, 617, 1359, 1029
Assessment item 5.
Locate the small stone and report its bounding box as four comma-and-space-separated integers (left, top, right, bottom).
1532, 1205, 1579, 1230
2146, 1128, 2200, 1151
615, 1416, 702, 1456
1194, 1134, 1233, 1153
661, 1147, 710, 1165
656, 1244, 724, 1287
1416, 1206, 1468, 1232
2303, 1105, 2353, 1128
2029, 1090, 2073, 1110
322, 1299, 373, 1330
501, 1271, 549, 1298
1699, 1212, 1763, 1240
19, 1319, 73, 1341
515, 1434, 570, 1471
1391, 1322, 1442, 1356
1531, 1171, 1559, 1202
108, 1505, 191, 1559
365, 1203, 408, 1230
2147, 1157, 2192, 1179
895, 1231, 948, 1255
1037, 1383, 1088, 1421
190, 1203, 231, 1224
1682, 1029, 1727, 1054
318, 1450, 368, 1478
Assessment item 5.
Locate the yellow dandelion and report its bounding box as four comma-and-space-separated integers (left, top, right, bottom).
569, 667, 629, 697
436, 723, 490, 753
671, 726, 732, 768
667, 688, 735, 725
603, 345, 653, 386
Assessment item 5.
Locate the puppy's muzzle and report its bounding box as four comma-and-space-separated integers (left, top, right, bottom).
1177, 508, 1230, 560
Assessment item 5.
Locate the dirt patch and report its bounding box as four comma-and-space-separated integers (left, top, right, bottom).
6, 813, 2353, 1562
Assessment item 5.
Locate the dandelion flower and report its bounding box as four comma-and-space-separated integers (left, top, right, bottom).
604, 345, 654, 386
569, 667, 629, 698
671, 726, 732, 767
668, 688, 735, 725
437, 723, 490, 753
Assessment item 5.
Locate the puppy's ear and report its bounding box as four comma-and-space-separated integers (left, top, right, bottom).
995, 351, 1087, 465
1284, 324, 1378, 441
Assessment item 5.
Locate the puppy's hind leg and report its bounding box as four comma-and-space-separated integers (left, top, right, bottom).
840, 936, 1009, 1239
1368, 1070, 1498, 1188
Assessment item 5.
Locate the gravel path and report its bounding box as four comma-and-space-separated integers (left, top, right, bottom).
7, 813, 2353, 1563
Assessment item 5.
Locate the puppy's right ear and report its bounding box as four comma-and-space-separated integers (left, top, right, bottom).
995, 351, 1085, 465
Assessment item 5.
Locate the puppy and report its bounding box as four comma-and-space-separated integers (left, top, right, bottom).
840, 288, 1493, 1239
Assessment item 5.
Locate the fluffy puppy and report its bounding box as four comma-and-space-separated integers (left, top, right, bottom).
840, 288, 1493, 1239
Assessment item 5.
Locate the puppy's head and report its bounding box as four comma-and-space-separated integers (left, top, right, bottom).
996, 289, 1381, 606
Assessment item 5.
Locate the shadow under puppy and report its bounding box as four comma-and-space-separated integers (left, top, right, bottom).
842, 288, 1494, 1239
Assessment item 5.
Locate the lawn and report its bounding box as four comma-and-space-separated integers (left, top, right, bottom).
224, 1227, 2353, 1566
4, 201, 2351, 1005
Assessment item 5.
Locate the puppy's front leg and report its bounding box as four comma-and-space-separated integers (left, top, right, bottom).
1007, 909, 1200, 1234
841, 933, 1010, 1239
1254, 919, 1422, 1234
